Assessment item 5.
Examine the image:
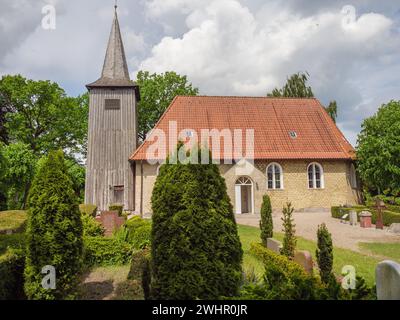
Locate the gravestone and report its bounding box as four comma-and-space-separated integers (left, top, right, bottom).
294, 250, 313, 275
360, 211, 372, 228
267, 238, 282, 254
376, 260, 400, 300
349, 210, 358, 226
389, 223, 400, 234
96, 211, 125, 236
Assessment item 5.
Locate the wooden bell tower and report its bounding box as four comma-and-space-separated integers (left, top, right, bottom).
85, 5, 140, 211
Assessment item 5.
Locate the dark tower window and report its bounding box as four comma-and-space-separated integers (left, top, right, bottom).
105, 98, 121, 110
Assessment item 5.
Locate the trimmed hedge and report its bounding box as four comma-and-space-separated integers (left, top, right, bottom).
0, 248, 25, 300
109, 204, 123, 216
125, 217, 151, 249
331, 206, 400, 226
127, 248, 151, 300
83, 237, 133, 267
250, 243, 306, 276
79, 204, 97, 217
248, 243, 324, 300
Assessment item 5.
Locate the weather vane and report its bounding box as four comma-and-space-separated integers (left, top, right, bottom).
114, 0, 118, 10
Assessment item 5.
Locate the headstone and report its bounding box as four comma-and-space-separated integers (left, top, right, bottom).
359, 211, 372, 228
349, 210, 358, 226
294, 250, 313, 275
376, 260, 400, 300
96, 211, 125, 236
266, 238, 282, 254
389, 223, 400, 234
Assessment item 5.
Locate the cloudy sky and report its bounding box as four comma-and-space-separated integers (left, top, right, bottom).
0, 0, 399, 145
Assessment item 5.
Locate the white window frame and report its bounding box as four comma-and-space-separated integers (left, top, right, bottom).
307, 162, 324, 189
266, 162, 284, 189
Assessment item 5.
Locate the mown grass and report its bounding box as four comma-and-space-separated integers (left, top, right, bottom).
0, 210, 27, 233
237, 224, 381, 286
359, 242, 400, 263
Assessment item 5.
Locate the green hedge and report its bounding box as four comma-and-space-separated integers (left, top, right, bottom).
331, 206, 400, 226
109, 204, 123, 216
83, 237, 133, 267
122, 216, 151, 249
0, 249, 25, 300
79, 204, 97, 217
250, 242, 307, 276
247, 243, 324, 300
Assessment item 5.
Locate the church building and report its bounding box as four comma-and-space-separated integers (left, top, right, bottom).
85, 7, 361, 214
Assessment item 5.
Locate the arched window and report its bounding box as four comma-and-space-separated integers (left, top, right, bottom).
267, 163, 283, 189
308, 162, 324, 189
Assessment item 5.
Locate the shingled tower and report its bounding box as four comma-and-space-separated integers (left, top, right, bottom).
85, 5, 140, 211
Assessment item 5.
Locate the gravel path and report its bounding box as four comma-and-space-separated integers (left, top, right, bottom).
236, 211, 400, 252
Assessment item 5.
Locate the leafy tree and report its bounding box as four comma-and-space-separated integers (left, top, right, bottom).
356, 100, 400, 197
136, 71, 199, 141
0, 75, 88, 157
268, 72, 338, 122
316, 223, 333, 284
150, 147, 243, 299
1, 142, 37, 209
24, 150, 83, 300
0, 143, 7, 210
268, 72, 314, 98
325, 100, 338, 123
260, 194, 273, 245
65, 158, 86, 203
281, 202, 296, 259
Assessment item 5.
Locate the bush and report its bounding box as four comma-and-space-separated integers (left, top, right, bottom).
281, 202, 296, 259
127, 248, 151, 300
83, 237, 133, 267
24, 150, 83, 300
316, 224, 333, 284
109, 204, 123, 216
331, 206, 400, 226
248, 243, 324, 300
150, 148, 243, 299
0, 248, 26, 300
79, 204, 97, 217
81, 214, 105, 237
260, 195, 273, 245
126, 217, 151, 249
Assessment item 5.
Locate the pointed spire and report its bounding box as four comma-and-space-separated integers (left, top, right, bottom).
101, 7, 130, 80
87, 4, 139, 92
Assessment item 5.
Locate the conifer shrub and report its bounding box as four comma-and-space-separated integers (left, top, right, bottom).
260, 194, 273, 245
24, 150, 83, 300
316, 223, 333, 284
0, 248, 25, 300
150, 148, 243, 299
281, 202, 297, 259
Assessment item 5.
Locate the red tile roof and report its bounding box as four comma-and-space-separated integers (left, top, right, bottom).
130, 96, 355, 161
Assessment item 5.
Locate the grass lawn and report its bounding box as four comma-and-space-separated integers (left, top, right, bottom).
359, 242, 400, 263
237, 224, 381, 286
0, 210, 27, 233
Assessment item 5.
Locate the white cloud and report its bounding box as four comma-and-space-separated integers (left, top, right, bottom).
139, 0, 399, 145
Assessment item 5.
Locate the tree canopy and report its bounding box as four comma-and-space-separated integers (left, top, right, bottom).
356, 100, 400, 197
136, 71, 198, 141
268, 72, 338, 122
0, 75, 88, 157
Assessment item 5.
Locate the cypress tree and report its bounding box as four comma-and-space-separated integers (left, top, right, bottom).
150, 147, 243, 299
281, 202, 297, 259
260, 194, 273, 245
316, 223, 333, 284
24, 150, 83, 299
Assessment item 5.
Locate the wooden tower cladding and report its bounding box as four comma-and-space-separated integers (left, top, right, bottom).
85, 7, 140, 211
